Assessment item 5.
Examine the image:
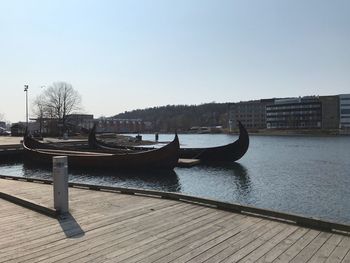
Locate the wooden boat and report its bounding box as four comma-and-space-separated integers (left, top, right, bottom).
88, 127, 139, 152
178, 121, 249, 162
89, 121, 249, 163
23, 133, 180, 170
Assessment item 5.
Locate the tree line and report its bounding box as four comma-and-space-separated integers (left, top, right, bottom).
28, 81, 231, 134
114, 103, 231, 132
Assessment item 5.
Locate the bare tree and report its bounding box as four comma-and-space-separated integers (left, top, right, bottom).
32, 82, 82, 135
32, 94, 47, 134
0, 113, 10, 132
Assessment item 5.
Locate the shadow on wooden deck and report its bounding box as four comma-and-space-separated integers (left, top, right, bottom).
58, 212, 85, 238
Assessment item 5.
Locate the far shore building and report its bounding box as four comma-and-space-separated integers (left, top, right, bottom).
0, 121, 6, 129
10, 121, 40, 136
28, 114, 94, 136
339, 94, 350, 129
25, 114, 152, 135
229, 99, 275, 130
66, 114, 94, 132
96, 118, 150, 133
10, 122, 26, 136
266, 97, 322, 129
319, 95, 339, 129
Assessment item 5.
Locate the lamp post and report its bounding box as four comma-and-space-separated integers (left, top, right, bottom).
24, 85, 29, 128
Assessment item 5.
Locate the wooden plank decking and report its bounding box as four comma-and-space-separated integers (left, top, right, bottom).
0, 178, 349, 262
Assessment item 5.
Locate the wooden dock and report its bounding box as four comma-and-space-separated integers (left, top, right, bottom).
0, 177, 350, 262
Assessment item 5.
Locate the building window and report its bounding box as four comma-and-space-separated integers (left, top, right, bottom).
341, 109, 350, 114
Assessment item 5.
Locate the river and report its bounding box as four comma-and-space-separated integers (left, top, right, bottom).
0, 134, 349, 224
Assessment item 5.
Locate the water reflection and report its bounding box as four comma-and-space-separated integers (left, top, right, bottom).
199, 162, 250, 187
210, 163, 251, 202
176, 162, 253, 205
21, 162, 181, 192
0, 158, 22, 165
70, 168, 181, 192
229, 163, 252, 199
200, 162, 248, 176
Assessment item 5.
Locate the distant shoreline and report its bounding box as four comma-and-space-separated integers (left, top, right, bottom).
122, 130, 350, 137
227, 129, 350, 137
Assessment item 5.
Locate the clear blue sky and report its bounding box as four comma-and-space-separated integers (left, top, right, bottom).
1, 0, 349, 122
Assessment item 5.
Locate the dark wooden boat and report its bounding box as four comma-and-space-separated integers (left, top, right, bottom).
88, 127, 141, 152
178, 121, 249, 162
89, 121, 249, 163
23, 133, 180, 170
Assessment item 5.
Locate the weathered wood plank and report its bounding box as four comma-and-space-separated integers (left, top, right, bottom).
114, 214, 245, 263
325, 236, 350, 263
190, 219, 274, 262
308, 234, 343, 263
12, 205, 211, 263
58, 209, 231, 263
139, 215, 258, 263
219, 223, 287, 263
273, 229, 320, 262
0, 195, 167, 241
0, 201, 178, 261
0, 178, 348, 263
103, 213, 239, 263
11, 203, 203, 263
0, 199, 174, 257
341, 250, 350, 263
255, 227, 309, 263
2, 175, 350, 233
289, 232, 331, 263
239, 225, 299, 263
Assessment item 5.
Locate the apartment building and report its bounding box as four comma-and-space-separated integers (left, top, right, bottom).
319, 95, 339, 129
229, 99, 274, 130
96, 118, 145, 133
339, 94, 350, 129
266, 97, 322, 129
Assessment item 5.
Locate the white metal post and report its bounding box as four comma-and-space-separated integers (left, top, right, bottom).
53, 156, 69, 214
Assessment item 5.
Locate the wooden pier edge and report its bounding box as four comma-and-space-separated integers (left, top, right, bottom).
0, 174, 349, 234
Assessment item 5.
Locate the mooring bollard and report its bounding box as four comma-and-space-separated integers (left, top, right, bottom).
53, 156, 69, 214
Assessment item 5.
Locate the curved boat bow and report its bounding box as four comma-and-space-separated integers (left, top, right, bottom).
89, 121, 249, 163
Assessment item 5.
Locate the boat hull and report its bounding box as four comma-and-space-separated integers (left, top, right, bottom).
89, 121, 249, 163
23, 135, 180, 171
179, 121, 249, 162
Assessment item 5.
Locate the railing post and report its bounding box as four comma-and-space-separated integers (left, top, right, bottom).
53, 156, 69, 214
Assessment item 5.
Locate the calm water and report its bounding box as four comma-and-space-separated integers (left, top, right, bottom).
1, 134, 350, 224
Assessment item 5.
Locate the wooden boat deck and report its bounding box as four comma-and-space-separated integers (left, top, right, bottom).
0, 178, 349, 262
